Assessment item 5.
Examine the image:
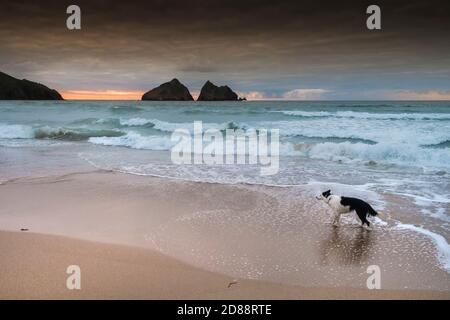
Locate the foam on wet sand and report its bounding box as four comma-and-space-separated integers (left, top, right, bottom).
0, 171, 449, 298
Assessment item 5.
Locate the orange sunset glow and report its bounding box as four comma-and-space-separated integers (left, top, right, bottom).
61, 90, 144, 100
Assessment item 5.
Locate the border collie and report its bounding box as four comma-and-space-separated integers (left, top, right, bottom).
317, 190, 378, 228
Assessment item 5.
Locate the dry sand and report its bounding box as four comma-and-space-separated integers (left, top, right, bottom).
1, 231, 449, 299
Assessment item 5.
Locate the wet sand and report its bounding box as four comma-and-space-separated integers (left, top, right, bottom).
1, 231, 449, 299
0, 170, 449, 298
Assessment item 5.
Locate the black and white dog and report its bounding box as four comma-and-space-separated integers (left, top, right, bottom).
317, 190, 378, 228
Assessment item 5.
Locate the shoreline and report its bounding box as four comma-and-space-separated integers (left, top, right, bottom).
1, 230, 449, 299
1, 170, 450, 297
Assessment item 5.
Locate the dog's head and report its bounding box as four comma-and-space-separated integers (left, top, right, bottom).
316, 189, 331, 201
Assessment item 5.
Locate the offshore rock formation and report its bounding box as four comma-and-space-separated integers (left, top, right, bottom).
142, 78, 194, 101
197, 80, 240, 101
0, 71, 63, 100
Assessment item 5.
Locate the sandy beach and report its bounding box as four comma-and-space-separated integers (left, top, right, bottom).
0, 170, 449, 299
1, 0, 450, 302
1, 230, 449, 299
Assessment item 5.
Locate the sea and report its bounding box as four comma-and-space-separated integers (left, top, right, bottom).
1, 100, 449, 278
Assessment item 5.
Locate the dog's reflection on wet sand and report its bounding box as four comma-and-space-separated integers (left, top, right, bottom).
319, 225, 374, 266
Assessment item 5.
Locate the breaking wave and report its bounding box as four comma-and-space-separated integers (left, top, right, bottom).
0, 123, 124, 141
285, 141, 450, 168
423, 140, 450, 149
88, 131, 173, 150
0, 124, 34, 139
34, 127, 124, 141
279, 110, 450, 121
119, 118, 245, 132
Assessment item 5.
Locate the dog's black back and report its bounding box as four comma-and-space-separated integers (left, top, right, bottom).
340, 196, 378, 226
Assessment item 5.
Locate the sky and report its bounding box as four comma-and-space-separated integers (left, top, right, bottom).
0, 0, 449, 100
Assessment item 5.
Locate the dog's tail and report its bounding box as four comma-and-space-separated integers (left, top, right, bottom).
368, 206, 378, 217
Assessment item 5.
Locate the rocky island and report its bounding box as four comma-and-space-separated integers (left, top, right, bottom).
142, 78, 193, 101
0, 71, 63, 100
197, 80, 243, 101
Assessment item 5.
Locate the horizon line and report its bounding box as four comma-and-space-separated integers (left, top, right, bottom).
51, 99, 450, 102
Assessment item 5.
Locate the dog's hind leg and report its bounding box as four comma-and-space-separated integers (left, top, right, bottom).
363, 221, 373, 230
355, 209, 369, 229
332, 213, 340, 226
359, 212, 373, 230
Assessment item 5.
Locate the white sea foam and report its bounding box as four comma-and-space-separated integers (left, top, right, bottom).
263, 119, 450, 146
151, 119, 192, 132
420, 208, 450, 223
122, 117, 450, 149
0, 124, 34, 139
394, 223, 450, 272
4, 118, 447, 170
372, 216, 389, 226
84, 129, 450, 169
279, 110, 450, 121
119, 118, 246, 132
119, 117, 154, 127
395, 192, 450, 206
280, 140, 450, 169
94, 118, 112, 124
88, 131, 173, 150
306, 141, 450, 168
119, 118, 193, 131
98, 117, 450, 150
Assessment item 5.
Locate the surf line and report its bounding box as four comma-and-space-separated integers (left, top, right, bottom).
170, 121, 279, 176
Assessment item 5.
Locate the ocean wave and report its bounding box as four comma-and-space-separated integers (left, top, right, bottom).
279, 110, 450, 121
182, 109, 262, 116
28, 116, 450, 149
284, 141, 450, 168
288, 135, 377, 145
88, 131, 173, 150
0, 124, 34, 139
109, 105, 143, 113
263, 120, 450, 146
85, 131, 450, 169
88, 129, 252, 153
119, 117, 155, 127
335, 103, 427, 108
119, 118, 246, 132
279, 111, 333, 118
69, 118, 104, 126
422, 140, 450, 149
0, 123, 125, 141
119, 118, 190, 132
34, 126, 124, 141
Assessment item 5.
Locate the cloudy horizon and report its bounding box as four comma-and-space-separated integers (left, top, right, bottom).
1, 0, 449, 100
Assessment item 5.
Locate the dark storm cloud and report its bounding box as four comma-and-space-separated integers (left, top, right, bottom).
0, 0, 449, 98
